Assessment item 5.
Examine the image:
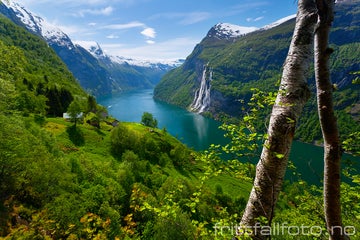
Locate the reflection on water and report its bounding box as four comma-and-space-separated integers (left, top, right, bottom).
192, 114, 208, 142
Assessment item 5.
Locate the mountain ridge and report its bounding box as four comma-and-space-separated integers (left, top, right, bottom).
0, 0, 180, 96
207, 14, 297, 41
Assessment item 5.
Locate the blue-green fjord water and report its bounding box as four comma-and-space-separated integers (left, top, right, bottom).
98, 89, 226, 150
98, 89, 359, 186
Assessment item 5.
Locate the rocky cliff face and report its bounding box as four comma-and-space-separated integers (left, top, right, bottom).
189, 65, 212, 113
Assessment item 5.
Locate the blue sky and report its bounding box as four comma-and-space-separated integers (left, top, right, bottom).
20, 0, 298, 61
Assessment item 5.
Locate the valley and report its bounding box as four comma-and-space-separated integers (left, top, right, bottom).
0, 0, 359, 239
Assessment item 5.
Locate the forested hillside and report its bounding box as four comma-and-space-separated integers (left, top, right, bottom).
0, 14, 252, 239
0, 16, 86, 116
154, 0, 360, 143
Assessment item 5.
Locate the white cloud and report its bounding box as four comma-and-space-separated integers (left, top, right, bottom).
102, 37, 200, 61
101, 6, 114, 15
179, 12, 211, 25
77, 6, 114, 17
246, 16, 264, 22
104, 21, 145, 30
232, 1, 269, 11
49, 21, 84, 36
146, 40, 155, 44
106, 34, 119, 39
141, 27, 156, 39
150, 11, 211, 25
102, 22, 156, 42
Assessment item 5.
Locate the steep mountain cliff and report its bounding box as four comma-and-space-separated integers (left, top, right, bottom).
154, 0, 359, 118
0, 1, 179, 97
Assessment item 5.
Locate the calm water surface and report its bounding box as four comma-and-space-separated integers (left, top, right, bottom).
97, 89, 226, 150
98, 89, 359, 185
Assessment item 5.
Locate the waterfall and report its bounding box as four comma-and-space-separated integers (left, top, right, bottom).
190, 65, 212, 113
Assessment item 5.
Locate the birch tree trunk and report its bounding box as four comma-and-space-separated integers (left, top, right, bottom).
314, 0, 349, 239
238, 0, 318, 238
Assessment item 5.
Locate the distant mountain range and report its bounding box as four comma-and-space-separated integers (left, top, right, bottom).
154, 0, 360, 142
0, 1, 182, 97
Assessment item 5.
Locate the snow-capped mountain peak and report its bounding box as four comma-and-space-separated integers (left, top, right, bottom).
208, 14, 297, 40
109, 55, 183, 68
2, 0, 74, 49
74, 41, 107, 59
208, 23, 258, 39
74, 40, 183, 67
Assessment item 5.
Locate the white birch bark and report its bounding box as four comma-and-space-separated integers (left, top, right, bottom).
238, 0, 318, 238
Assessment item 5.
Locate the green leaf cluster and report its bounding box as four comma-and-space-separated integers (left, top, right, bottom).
140, 112, 158, 128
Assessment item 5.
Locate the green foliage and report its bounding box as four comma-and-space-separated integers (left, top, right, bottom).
67, 99, 84, 127
0, 17, 82, 94
45, 87, 74, 116
0, 109, 254, 239
0, 16, 86, 117
0, 40, 26, 81
0, 78, 16, 113
221, 88, 275, 158
86, 95, 98, 113
343, 132, 360, 156
111, 123, 141, 157
273, 173, 360, 239
141, 112, 158, 128
152, 209, 196, 240
66, 125, 85, 146
111, 122, 193, 168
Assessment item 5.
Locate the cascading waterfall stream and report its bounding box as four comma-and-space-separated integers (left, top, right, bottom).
190, 65, 212, 113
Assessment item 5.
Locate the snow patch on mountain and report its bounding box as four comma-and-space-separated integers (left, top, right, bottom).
261, 14, 297, 30
74, 40, 183, 68
2, 0, 73, 49
210, 23, 258, 39
74, 40, 107, 58
109, 55, 184, 68
210, 14, 297, 40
